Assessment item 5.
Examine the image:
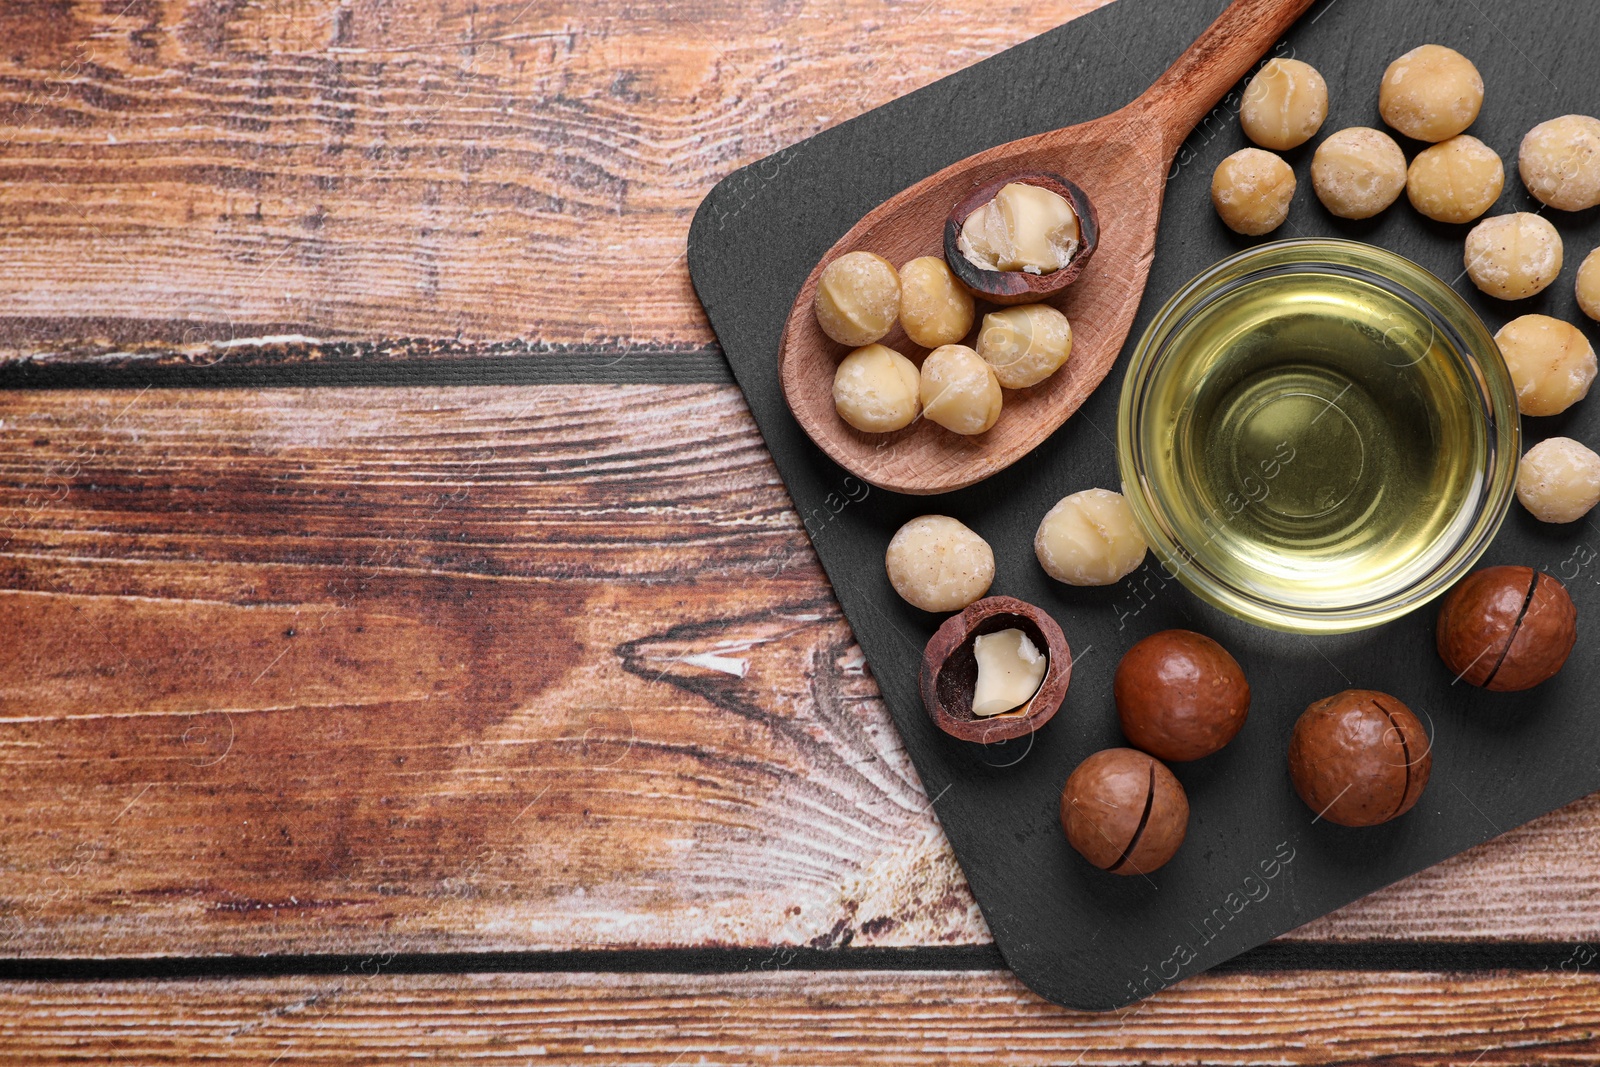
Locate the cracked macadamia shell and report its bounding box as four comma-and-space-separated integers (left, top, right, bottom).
1495, 315, 1597, 417
1240, 58, 1328, 151
1211, 148, 1296, 235
1518, 437, 1600, 524
1034, 488, 1148, 587
1288, 690, 1431, 828
1465, 213, 1563, 301
1115, 630, 1250, 762
1378, 44, 1484, 143
1520, 115, 1600, 212
1437, 566, 1577, 692
1406, 135, 1505, 224
1312, 127, 1407, 220
1060, 748, 1188, 875
885, 515, 994, 613
814, 251, 901, 347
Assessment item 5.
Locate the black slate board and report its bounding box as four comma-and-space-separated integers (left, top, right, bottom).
686, 0, 1600, 1011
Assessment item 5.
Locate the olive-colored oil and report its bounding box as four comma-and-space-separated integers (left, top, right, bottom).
1138, 268, 1488, 610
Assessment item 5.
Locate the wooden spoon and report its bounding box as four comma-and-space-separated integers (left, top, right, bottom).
779, 0, 1317, 496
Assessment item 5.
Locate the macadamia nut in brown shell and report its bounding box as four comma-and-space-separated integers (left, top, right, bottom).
1437, 566, 1577, 692
1060, 748, 1188, 875
1288, 690, 1431, 828
1115, 630, 1250, 762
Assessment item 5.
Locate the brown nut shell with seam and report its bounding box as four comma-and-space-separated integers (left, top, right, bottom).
1115, 630, 1250, 762
1437, 566, 1577, 692
1288, 690, 1431, 828
1060, 748, 1188, 875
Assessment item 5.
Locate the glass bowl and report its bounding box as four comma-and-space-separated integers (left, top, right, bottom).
1116, 239, 1519, 635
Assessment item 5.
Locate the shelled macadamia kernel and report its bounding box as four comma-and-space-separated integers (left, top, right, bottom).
1240, 58, 1328, 151
1465, 213, 1564, 300
1379, 45, 1483, 143
814, 251, 900, 347
976, 304, 1073, 389
1520, 115, 1600, 212
833, 344, 921, 433
1034, 488, 1148, 587
1518, 437, 1600, 524
1578, 248, 1600, 322
1406, 135, 1504, 224
1311, 128, 1407, 219
958, 182, 1080, 275
1211, 148, 1296, 235
899, 256, 974, 349
920, 344, 1002, 435
1495, 315, 1597, 417
885, 515, 994, 612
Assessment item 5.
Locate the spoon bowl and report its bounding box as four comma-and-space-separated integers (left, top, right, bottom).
778, 0, 1317, 496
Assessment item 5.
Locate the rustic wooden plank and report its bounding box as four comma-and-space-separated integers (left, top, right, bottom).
0, 0, 1112, 358
6, 968, 1600, 1064
1, 383, 1599, 957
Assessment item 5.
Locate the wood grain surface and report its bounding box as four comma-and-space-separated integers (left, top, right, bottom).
1, 383, 1598, 956
0, 0, 1108, 359
7, 968, 1600, 1064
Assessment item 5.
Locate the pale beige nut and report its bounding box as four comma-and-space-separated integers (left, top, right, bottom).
1578, 248, 1600, 322
976, 304, 1073, 389
1517, 437, 1600, 524
920, 344, 1002, 435
1034, 488, 1148, 587
1495, 315, 1597, 417
885, 515, 994, 612
1464, 213, 1563, 301
833, 344, 921, 433
1240, 58, 1328, 151
1406, 135, 1505, 224
1378, 44, 1484, 143
958, 183, 1080, 274
814, 251, 900, 347
1211, 148, 1296, 235
898, 256, 974, 349
1519, 115, 1600, 212
1311, 128, 1407, 219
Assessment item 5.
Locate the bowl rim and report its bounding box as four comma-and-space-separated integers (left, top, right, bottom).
1115, 237, 1521, 635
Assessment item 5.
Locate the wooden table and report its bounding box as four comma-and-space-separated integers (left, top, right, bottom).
2, 1, 1598, 1061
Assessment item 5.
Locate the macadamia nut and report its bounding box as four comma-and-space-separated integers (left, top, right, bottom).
885, 515, 994, 612
1406, 135, 1504, 224
976, 304, 1073, 389
1379, 44, 1484, 142
1520, 115, 1600, 212
1518, 437, 1600, 524
920, 344, 1002, 435
1578, 248, 1600, 322
1211, 148, 1296, 235
898, 256, 974, 349
1465, 213, 1564, 300
958, 182, 1080, 274
833, 344, 921, 433
1034, 488, 1148, 587
1240, 58, 1328, 151
1312, 127, 1407, 219
1495, 315, 1597, 417
814, 251, 900, 347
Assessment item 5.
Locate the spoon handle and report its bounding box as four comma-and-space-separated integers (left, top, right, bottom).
1133, 0, 1320, 157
